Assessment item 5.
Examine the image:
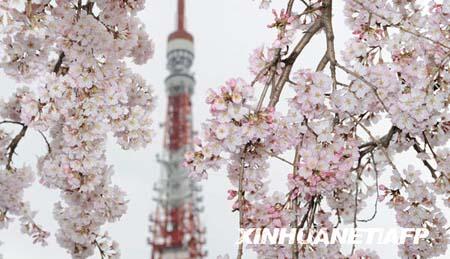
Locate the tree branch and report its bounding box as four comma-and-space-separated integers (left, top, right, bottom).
315, 52, 329, 72
269, 19, 323, 107
358, 152, 379, 222
322, 0, 337, 91
408, 135, 437, 179
53, 52, 65, 74
0, 120, 24, 126
6, 126, 28, 171
359, 126, 400, 158
236, 156, 245, 259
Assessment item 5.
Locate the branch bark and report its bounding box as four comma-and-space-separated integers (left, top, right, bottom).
268, 19, 323, 107
6, 126, 28, 171
322, 0, 337, 91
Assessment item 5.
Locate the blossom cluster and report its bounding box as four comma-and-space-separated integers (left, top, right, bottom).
340, 1, 450, 257
0, 164, 49, 245
186, 78, 277, 178
381, 166, 449, 258
199, 0, 449, 258
1, 124, 51, 253
288, 135, 358, 200
0, 0, 154, 258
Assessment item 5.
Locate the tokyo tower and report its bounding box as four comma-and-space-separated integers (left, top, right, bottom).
148, 0, 206, 258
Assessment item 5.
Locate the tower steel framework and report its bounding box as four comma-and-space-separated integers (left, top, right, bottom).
148, 1, 206, 258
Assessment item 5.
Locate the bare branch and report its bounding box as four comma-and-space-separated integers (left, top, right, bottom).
358, 152, 380, 222
0, 120, 25, 126
408, 135, 438, 179
6, 126, 28, 171
38, 131, 51, 154
321, 0, 337, 91
315, 52, 329, 72
291, 146, 301, 259
261, 149, 295, 166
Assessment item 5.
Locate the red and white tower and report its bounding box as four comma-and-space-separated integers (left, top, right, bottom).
149, 1, 206, 258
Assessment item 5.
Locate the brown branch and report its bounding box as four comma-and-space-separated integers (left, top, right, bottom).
256, 65, 277, 111
408, 136, 437, 179
260, 149, 294, 166
94, 240, 107, 259
359, 126, 399, 158
25, 0, 32, 18
321, 0, 337, 91
352, 116, 405, 185
0, 120, 24, 126
306, 195, 320, 231
76, 0, 82, 20
53, 52, 65, 74
38, 131, 51, 154
6, 126, 28, 171
287, 0, 295, 15
291, 146, 301, 259
300, 0, 309, 8
422, 132, 437, 160
358, 152, 380, 222
269, 19, 323, 107
315, 53, 329, 72
3, 49, 65, 169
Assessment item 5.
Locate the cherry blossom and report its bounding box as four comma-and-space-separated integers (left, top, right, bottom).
197, 0, 449, 258
0, 0, 154, 258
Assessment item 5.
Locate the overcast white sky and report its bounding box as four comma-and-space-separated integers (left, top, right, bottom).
0, 1, 448, 259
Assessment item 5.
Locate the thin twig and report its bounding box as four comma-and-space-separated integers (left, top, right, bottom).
358, 152, 379, 222
236, 156, 245, 259
359, 126, 399, 158
94, 240, 107, 259
0, 120, 24, 126
352, 0, 450, 50
349, 114, 406, 188
422, 132, 438, 160
351, 171, 359, 255
260, 149, 295, 166
334, 62, 389, 112
409, 136, 437, 179
256, 68, 276, 111
38, 131, 51, 154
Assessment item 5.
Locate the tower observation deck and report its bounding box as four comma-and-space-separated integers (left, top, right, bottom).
148, 1, 206, 258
